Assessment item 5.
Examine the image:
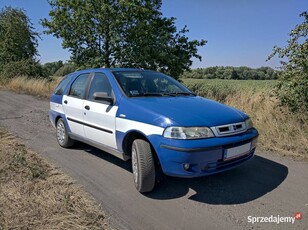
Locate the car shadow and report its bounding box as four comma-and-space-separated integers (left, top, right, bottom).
148, 155, 288, 204
74, 142, 288, 205
73, 141, 132, 171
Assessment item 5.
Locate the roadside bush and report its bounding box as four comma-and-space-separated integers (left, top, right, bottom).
53, 63, 76, 76
42, 61, 64, 76
268, 11, 308, 113
0, 59, 46, 80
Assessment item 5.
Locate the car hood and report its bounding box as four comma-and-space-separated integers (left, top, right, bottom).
125, 96, 248, 127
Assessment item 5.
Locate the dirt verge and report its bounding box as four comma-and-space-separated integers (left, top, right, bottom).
0, 128, 111, 230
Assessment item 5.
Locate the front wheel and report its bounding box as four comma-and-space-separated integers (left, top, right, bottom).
131, 139, 155, 193
56, 118, 74, 148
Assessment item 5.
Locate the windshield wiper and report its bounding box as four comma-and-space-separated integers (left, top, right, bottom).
130, 92, 173, 97
144, 93, 166, 96
130, 92, 196, 97
166, 92, 197, 96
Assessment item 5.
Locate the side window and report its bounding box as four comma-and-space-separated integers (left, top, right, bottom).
54, 74, 74, 95
69, 74, 89, 98
88, 73, 112, 100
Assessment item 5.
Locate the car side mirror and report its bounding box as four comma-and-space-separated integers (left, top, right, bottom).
93, 92, 114, 105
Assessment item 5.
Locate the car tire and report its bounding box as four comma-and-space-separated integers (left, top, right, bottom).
131, 139, 155, 193
56, 118, 74, 148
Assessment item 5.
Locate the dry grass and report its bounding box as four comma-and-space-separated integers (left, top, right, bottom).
3, 76, 61, 98
183, 79, 308, 159
224, 91, 308, 158
0, 128, 111, 230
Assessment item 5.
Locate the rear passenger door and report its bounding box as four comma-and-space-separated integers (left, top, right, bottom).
62, 73, 90, 137
83, 72, 118, 149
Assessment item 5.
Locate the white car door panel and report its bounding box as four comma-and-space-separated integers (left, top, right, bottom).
61, 73, 90, 137
83, 101, 118, 149
83, 72, 117, 149
62, 95, 85, 136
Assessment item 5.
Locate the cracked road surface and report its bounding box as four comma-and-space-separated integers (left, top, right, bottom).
0, 90, 307, 230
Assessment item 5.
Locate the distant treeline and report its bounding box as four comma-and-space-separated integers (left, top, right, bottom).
180, 66, 278, 80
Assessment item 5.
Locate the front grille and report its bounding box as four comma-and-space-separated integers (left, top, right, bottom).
211, 122, 247, 137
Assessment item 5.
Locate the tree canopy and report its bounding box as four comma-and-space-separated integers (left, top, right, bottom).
42, 0, 206, 79
43, 61, 64, 76
268, 11, 308, 112
0, 7, 43, 78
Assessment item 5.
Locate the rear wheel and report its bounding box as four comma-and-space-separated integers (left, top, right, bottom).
56, 118, 74, 148
131, 139, 155, 193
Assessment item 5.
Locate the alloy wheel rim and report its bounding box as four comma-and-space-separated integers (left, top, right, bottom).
57, 122, 65, 144
132, 147, 138, 185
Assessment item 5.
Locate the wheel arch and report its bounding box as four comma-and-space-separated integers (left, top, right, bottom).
55, 115, 62, 125
55, 114, 71, 133
122, 130, 160, 165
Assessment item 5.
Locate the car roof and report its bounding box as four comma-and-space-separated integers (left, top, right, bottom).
71, 67, 155, 76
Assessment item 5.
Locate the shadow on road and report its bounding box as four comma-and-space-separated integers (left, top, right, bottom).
74, 142, 132, 171
74, 142, 288, 205
148, 155, 288, 204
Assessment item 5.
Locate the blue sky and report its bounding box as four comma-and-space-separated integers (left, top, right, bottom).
0, 0, 307, 69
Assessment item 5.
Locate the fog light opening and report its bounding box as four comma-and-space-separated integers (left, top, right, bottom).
183, 163, 190, 171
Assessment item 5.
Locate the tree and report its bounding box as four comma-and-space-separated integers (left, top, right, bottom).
54, 63, 76, 76
0, 7, 42, 78
42, 0, 206, 79
180, 66, 277, 80
268, 12, 308, 112
43, 61, 64, 76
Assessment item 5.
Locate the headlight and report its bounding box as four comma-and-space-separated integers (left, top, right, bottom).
245, 118, 253, 129
163, 127, 214, 139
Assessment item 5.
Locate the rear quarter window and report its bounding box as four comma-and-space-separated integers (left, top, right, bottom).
54, 74, 75, 95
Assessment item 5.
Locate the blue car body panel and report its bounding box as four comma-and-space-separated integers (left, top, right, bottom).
49, 68, 259, 178
146, 129, 257, 177
117, 96, 248, 127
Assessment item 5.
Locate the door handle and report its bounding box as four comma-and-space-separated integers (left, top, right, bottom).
64, 100, 68, 104
84, 105, 90, 110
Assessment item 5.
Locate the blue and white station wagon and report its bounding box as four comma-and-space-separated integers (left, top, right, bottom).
49, 68, 258, 192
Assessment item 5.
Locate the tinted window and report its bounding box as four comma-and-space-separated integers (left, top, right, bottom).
69, 74, 89, 98
88, 73, 112, 100
54, 74, 74, 95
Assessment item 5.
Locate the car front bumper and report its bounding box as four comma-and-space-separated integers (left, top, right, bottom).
149, 128, 259, 177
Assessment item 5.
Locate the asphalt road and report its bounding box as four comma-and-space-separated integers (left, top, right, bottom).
0, 90, 307, 230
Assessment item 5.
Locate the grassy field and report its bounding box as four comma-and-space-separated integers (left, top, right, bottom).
183, 79, 276, 101
0, 128, 110, 229
1, 77, 307, 158
183, 78, 277, 90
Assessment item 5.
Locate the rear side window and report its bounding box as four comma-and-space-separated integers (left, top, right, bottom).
54, 74, 74, 95
69, 74, 89, 98
88, 73, 112, 100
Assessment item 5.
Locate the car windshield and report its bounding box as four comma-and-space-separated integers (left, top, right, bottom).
113, 71, 195, 97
